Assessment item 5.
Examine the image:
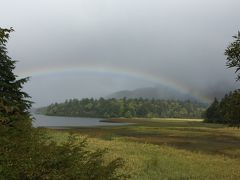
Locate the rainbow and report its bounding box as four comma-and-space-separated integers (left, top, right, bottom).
16, 64, 211, 103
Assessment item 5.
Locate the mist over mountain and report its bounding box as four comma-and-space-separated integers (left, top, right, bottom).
107, 86, 201, 102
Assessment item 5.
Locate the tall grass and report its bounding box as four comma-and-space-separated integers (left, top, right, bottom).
47, 122, 240, 180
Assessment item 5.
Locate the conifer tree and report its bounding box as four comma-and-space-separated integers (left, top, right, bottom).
205, 31, 240, 127
205, 98, 221, 123
0, 28, 31, 126
0, 28, 126, 179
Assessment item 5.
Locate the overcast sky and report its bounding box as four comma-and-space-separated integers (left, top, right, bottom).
1, 0, 240, 107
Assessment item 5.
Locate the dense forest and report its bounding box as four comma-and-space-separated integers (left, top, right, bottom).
205, 31, 240, 127
205, 90, 240, 126
38, 98, 207, 118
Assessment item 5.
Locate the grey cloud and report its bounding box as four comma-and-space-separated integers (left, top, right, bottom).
1, 0, 240, 106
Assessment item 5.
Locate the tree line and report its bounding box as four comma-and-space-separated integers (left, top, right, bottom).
205, 90, 240, 127
205, 31, 240, 127
38, 98, 207, 118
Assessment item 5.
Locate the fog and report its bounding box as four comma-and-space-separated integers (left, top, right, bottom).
1, 0, 240, 106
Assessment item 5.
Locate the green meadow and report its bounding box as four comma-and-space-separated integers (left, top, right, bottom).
45, 118, 240, 180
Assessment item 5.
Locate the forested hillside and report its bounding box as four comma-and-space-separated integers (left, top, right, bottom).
106, 86, 198, 101
38, 98, 207, 118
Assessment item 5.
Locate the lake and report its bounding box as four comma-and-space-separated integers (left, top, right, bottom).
32, 114, 129, 129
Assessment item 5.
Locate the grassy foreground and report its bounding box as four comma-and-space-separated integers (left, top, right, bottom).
45, 118, 240, 179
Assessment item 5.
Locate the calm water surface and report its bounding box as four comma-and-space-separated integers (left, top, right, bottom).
32, 114, 128, 129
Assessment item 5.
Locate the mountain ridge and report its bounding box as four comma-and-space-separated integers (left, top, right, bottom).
106, 86, 202, 102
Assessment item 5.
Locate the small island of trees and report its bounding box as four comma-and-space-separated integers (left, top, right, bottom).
38, 98, 207, 119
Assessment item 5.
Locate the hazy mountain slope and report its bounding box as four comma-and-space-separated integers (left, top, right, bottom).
107, 86, 198, 101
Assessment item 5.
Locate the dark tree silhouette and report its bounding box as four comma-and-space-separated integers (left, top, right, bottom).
205, 31, 240, 127
0, 28, 32, 126
205, 98, 221, 123
225, 31, 240, 81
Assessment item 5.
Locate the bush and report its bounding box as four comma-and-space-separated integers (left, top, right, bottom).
0, 125, 127, 179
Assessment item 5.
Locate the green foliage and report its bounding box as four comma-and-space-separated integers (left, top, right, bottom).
225, 31, 240, 81
206, 31, 240, 127
219, 90, 240, 127
39, 98, 207, 119
0, 27, 31, 127
205, 90, 240, 127
0, 28, 126, 179
0, 128, 126, 179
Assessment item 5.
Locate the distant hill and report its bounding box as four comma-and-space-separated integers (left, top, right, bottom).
106, 86, 199, 102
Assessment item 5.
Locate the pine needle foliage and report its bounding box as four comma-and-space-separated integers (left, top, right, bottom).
0, 28, 127, 180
